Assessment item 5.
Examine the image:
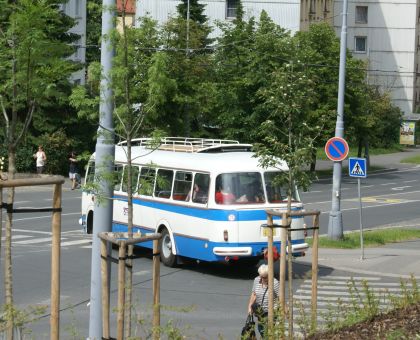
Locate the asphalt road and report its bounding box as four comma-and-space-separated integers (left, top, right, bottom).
1, 167, 419, 339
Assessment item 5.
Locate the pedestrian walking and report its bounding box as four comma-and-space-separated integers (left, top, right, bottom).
69, 151, 80, 190
247, 264, 279, 338
33, 145, 47, 174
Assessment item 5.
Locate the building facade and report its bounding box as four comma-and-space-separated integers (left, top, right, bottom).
136, 0, 417, 114
61, 0, 87, 85
136, 0, 302, 35
334, 0, 420, 114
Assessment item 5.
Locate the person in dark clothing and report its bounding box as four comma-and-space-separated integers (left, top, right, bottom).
69, 151, 80, 190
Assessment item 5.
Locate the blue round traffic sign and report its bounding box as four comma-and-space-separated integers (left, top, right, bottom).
325, 137, 349, 161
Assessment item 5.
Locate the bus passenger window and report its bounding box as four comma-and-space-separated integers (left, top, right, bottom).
121, 166, 140, 193
264, 171, 298, 202
192, 173, 209, 204
139, 167, 155, 196
154, 169, 173, 199
114, 165, 124, 191
173, 171, 192, 201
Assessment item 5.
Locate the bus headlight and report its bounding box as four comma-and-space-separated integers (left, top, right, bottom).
223, 230, 228, 241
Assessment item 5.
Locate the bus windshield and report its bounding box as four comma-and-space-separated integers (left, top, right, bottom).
215, 172, 265, 204
264, 171, 298, 202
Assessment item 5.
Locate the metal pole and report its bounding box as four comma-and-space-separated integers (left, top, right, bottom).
88, 0, 116, 338
327, 0, 349, 240
311, 214, 319, 332
186, 0, 190, 55
358, 178, 364, 260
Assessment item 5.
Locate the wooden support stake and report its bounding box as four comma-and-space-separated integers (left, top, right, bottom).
152, 239, 161, 340
311, 214, 319, 331
287, 227, 293, 340
117, 242, 126, 340
267, 215, 274, 337
50, 183, 62, 340
101, 238, 110, 339
279, 213, 287, 318
0, 188, 2, 263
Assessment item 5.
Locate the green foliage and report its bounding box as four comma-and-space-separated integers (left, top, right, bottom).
37, 128, 75, 175
86, 0, 102, 63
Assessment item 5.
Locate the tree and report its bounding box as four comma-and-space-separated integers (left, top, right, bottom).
212, 9, 292, 142
0, 0, 80, 335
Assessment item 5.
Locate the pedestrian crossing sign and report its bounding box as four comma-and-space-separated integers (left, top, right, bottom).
349, 157, 367, 178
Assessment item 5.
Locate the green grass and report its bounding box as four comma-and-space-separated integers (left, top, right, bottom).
401, 155, 420, 164
316, 145, 405, 161
307, 228, 420, 249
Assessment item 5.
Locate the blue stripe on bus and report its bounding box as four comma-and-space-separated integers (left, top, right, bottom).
114, 196, 303, 222
112, 223, 306, 262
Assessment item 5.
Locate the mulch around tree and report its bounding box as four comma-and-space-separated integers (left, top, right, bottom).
307, 301, 420, 339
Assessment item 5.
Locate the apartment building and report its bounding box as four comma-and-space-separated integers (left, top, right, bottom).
334, 0, 419, 114
61, 0, 87, 85
135, 0, 302, 35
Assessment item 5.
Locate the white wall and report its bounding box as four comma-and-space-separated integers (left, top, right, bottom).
136, 0, 301, 35
334, 0, 419, 114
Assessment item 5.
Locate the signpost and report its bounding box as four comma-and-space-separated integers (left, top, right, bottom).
325, 137, 349, 162
349, 157, 367, 260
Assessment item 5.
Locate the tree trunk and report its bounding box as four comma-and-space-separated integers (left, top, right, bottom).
310, 148, 316, 172
4, 146, 16, 340
364, 139, 370, 168
357, 138, 363, 157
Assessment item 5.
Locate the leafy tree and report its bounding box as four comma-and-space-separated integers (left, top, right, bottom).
176, 0, 208, 25
212, 9, 293, 142
86, 0, 102, 64
0, 0, 80, 334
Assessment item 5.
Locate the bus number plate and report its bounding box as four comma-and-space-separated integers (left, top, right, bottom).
262, 227, 276, 237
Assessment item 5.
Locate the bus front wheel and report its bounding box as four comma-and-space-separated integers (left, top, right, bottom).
160, 228, 176, 267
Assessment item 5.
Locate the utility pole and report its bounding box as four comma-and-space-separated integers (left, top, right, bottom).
88, 0, 115, 338
328, 0, 349, 240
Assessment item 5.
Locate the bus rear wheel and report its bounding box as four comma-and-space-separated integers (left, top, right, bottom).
160, 228, 177, 267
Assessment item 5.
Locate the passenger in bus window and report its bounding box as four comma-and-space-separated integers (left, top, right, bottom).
188, 184, 208, 203
215, 183, 236, 204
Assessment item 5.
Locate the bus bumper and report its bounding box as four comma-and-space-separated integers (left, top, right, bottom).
213, 247, 253, 256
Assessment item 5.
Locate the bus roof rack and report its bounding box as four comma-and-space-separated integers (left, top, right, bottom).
117, 137, 250, 153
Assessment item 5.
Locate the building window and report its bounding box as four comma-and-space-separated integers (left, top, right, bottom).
355, 6, 368, 24
226, 0, 239, 19
355, 36, 367, 53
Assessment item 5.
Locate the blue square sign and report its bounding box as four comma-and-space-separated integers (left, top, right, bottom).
349, 157, 367, 178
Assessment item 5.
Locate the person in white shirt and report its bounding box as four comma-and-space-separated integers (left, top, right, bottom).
33, 145, 47, 174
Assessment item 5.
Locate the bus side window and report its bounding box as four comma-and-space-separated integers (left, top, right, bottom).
173, 171, 192, 201
192, 173, 209, 204
114, 164, 124, 192
139, 167, 155, 196
154, 169, 173, 199
121, 165, 140, 194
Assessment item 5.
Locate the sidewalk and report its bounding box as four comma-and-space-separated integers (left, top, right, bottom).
295, 238, 420, 279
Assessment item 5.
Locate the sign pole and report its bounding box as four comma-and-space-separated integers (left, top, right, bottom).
358, 178, 364, 260
349, 157, 367, 260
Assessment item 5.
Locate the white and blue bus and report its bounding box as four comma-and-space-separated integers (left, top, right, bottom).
80, 138, 308, 267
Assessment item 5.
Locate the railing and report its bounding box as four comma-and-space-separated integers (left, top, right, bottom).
118, 137, 240, 153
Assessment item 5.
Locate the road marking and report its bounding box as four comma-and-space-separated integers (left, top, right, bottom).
403, 180, 417, 183
8, 212, 80, 222
14, 237, 67, 245
61, 239, 92, 246
8, 228, 52, 235
1, 235, 32, 241
380, 182, 397, 186
315, 280, 402, 287
134, 270, 151, 276
299, 284, 403, 292
391, 186, 412, 191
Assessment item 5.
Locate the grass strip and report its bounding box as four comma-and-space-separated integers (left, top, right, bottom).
307, 228, 420, 249
400, 155, 420, 164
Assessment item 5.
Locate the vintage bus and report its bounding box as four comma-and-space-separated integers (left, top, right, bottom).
80, 138, 308, 267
